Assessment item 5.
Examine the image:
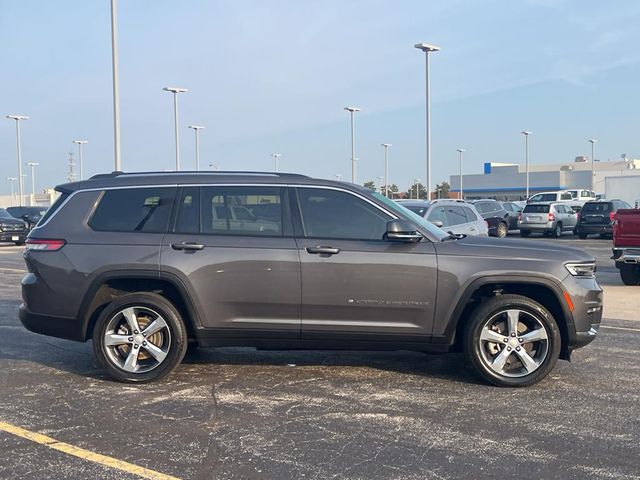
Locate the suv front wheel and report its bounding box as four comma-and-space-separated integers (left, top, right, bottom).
463, 294, 561, 387
92, 293, 188, 383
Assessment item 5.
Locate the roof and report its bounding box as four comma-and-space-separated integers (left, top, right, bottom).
57, 171, 359, 193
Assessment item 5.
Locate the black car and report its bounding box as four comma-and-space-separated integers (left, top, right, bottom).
0, 208, 28, 245
7, 206, 48, 230
470, 199, 510, 237
575, 200, 632, 239
502, 201, 524, 230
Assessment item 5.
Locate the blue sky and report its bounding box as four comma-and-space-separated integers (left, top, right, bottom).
2, 0, 640, 193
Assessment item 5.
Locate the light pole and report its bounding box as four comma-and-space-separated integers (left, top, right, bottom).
456, 148, 465, 200
381, 143, 392, 197
26, 162, 39, 205
335, 174, 342, 181
415, 43, 440, 201
344, 106, 361, 183
588, 139, 597, 192
110, 0, 121, 171
377, 176, 384, 194
6, 115, 29, 206
73, 140, 88, 180
271, 153, 282, 172
6, 177, 17, 206
414, 178, 421, 200
188, 126, 204, 171
163, 87, 188, 170
522, 131, 532, 200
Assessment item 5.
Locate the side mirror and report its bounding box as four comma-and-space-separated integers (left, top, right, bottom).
384, 220, 423, 243
430, 220, 444, 228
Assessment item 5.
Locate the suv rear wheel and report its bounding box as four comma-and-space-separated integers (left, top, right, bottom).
496, 222, 508, 238
92, 293, 188, 383
620, 266, 640, 286
463, 294, 561, 387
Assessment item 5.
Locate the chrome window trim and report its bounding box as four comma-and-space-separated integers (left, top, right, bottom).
33, 183, 399, 231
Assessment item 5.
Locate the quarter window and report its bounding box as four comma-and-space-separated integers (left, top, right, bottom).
297, 188, 391, 240
90, 187, 176, 233
446, 206, 468, 226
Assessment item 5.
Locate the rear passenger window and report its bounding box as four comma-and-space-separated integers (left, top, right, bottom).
174, 186, 284, 236
90, 188, 176, 233
446, 206, 467, 226
464, 207, 478, 221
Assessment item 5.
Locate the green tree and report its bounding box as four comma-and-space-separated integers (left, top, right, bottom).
383, 184, 400, 198
435, 181, 451, 198
405, 182, 426, 200
363, 180, 376, 191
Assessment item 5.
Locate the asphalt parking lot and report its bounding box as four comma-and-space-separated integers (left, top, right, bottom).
0, 235, 638, 480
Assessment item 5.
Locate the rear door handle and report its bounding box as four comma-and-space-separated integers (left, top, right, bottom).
306, 246, 340, 255
171, 242, 205, 251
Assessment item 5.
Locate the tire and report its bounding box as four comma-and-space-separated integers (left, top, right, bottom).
578, 231, 587, 239
14, 242, 25, 246
620, 266, 640, 286
92, 292, 188, 383
463, 294, 561, 387
520, 230, 530, 237
552, 223, 562, 238
496, 222, 508, 238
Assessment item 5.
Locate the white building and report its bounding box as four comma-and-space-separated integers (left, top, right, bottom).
450, 156, 640, 201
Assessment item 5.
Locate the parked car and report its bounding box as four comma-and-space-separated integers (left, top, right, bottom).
0, 208, 28, 245
575, 200, 632, 239
527, 190, 590, 212
501, 201, 523, 230
6, 206, 48, 230
518, 202, 578, 237
20, 171, 602, 387
469, 199, 510, 237
396, 199, 488, 237
612, 208, 640, 285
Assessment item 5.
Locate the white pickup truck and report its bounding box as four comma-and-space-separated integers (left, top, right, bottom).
527, 189, 597, 211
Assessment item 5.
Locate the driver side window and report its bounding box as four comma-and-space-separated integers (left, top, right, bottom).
296, 188, 391, 240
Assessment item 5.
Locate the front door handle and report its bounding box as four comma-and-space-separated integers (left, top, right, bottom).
171, 242, 205, 251
306, 246, 340, 255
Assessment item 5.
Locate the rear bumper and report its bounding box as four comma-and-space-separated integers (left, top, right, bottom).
612, 247, 640, 267
18, 304, 84, 342
576, 223, 612, 235
0, 233, 26, 242
517, 221, 555, 232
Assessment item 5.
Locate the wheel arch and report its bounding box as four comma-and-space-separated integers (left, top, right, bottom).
445, 276, 573, 360
78, 270, 202, 342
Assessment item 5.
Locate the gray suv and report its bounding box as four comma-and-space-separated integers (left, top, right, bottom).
19, 172, 602, 387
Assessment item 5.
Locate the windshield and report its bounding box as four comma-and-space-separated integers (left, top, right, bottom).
0, 209, 13, 219
581, 202, 612, 213
404, 205, 428, 216
371, 193, 448, 240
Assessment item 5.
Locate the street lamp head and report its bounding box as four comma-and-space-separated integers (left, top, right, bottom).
73, 140, 88, 145
188, 125, 205, 130
456, 148, 466, 153
344, 106, 361, 113
7, 177, 17, 181
521, 131, 532, 136
271, 153, 282, 158
6, 115, 29, 121
381, 143, 392, 148
163, 87, 188, 93
414, 43, 441, 52
588, 139, 597, 144
26, 162, 39, 167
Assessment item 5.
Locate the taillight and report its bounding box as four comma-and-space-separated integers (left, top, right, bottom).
548, 213, 555, 222
518, 213, 522, 221
26, 239, 66, 251
577, 212, 581, 222
610, 211, 616, 221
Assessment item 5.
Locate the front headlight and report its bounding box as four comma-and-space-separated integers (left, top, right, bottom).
565, 262, 596, 277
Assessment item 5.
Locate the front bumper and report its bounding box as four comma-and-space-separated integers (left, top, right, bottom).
565, 275, 603, 351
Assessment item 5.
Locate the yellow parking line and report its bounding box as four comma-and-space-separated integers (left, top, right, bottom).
0, 267, 27, 273
0, 421, 180, 480
601, 325, 640, 333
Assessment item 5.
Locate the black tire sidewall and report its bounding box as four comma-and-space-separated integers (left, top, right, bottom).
93, 293, 188, 383
464, 294, 561, 387
620, 266, 640, 286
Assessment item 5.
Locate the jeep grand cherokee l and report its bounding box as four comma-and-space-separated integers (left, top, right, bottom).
19, 172, 602, 387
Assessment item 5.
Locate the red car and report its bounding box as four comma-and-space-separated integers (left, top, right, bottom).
612, 209, 640, 285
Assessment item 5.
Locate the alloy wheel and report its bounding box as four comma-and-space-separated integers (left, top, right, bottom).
103, 306, 172, 374
478, 308, 549, 378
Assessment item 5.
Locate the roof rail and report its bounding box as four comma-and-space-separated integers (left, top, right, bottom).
89, 171, 310, 180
